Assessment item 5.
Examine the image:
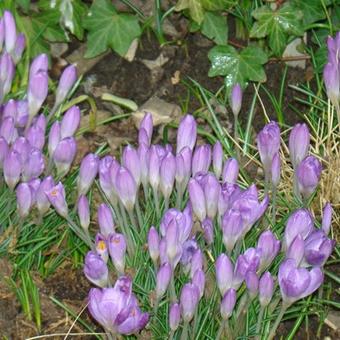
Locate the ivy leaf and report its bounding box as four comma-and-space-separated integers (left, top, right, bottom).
208, 45, 268, 89
83, 0, 141, 58
291, 0, 327, 26
201, 12, 228, 45
250, 3, 304, 56
201, 0, 236, 11
175, 0, 205, 24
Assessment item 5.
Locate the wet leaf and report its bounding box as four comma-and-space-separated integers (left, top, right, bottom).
201, 11, 228, 45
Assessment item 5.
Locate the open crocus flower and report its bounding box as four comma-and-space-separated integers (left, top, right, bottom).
88, 276, 148, 335
45, 182, 68, 218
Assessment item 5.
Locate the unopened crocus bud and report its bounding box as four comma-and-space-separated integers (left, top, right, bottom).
12, 33, 25, 64
34, 114, 47, 132
202, 218, 214, 245
203, 173, 220, 219
84, 251, 108, 287
165, 222, 181, 266
55, 64, 77, 106
98, 156, 117, 205
216, 253, 234, 295
222, 209, 244, 254
60, 106, 80, 139
78, 195, 90, 231
95, 234, 109, 263
156, 262, 172, 299
36, 176, 54, 215
0, 52, 14, 100
322, 203, 332, 235
175, 146, 192, 187
26, 125, 45, 150
0, 137, 9, 168
169, 303, 181, 331
180, 283, 200, 323
3, 99, 17, 120
257, 121, 280, 175
16, 182, 33, 218
284, 208, 314, 250
16, 100, 29, 128
3, 149, 21, 190
122, 145, 141, 185
230, 83, 242, 117
323, 62, 339, 109
289, 123, 310, 168
29, 54, 48, 78
0, 116, 16, 144
222, 158, 239, 184
192, 269, 205, 299
148, 226, 160, 264
22, 148, 45, 181
0, 18, 4, 52
28, 71, 48, 118
220, 288, 236, 320
108, 233, 126, 274
97, 204, 115, 237
278, 258, 323, 305
160, 152, 176, 200
3, 11, 16, 54
78, 153, 99, 195
45, 182, 68, 218
259, 272, 274, 307
115, 166, 137, 212
53, 137, 77, 175
257, 230, 281, 271
148, 145, 161, 191
271, 152, 280, 187
28, 178, 40, 205
188, 178, 206, 222
213, 141, 223, 179
286, 234, 305, 265
138, 142, 149, 190
139, 112, 153, 146
245, 271, 259, 299
176, 114, 197, 153
192, 144, 211, 176
190, 249, 203, 278
297, 156, 322, 199
48, 121, 61, 157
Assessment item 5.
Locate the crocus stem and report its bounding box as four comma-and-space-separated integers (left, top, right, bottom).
164, 196, 169, 212
153, 298, 160, 321
176, 183, 183, 209
169, 330, 175, 340
193, 307, 199, 336
264, 171, 270, 197
66, 216, 93, 249
119, 203, 135, 257
46, 103, 59, 123
142, 182, 148, 202
268, 303, 289, 340
152, 187, 160, 218
45, 157, 54, 176
255, 306, 265, 339
216, 319, 231, 340
272, 185, 277, 225
236, 294, 249, 319
169, 273, 177, 303
135, 198, 143, 230
234, 114, 240, 161
128, 209, 138, 230
180, 321, 189, 340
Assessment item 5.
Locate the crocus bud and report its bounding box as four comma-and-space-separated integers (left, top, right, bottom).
26, 125, 45, 150
190, 249, 204, 279
3, 11, 16, 54
176, 114, 197, 153
45, 182, 68, 218
148, 226, 160, 264
278, 258, 323, 305
289, 123, 310, 168
284, 209, 313, 251
286, 234, 305, 265
322, 203, 332, 235
222, 209, 244, 254
221, 288, 236, 320
139, 112, 153, 146
148, 145, 161, 191
95, 234, 109, 263
29, 54, 48, 78
108, 233, 126, 274
203, 173, 220, 219
256, 230, 281, 271
230, 83, 242, 117
0, 18, 4, 52
271, 152, 280, 187
256, 121, 280, 175
165, 222, 181, 266
192, 268, 205, 299
202, 218, 214, 245
115, 166, 137, 212
22, 148, 45, 181
98, 156, 117, 206
188, 178, 206, 222
78, 153, 99, 196
169, 303, 181, 331
245, 271, 259, 299
60, 106, 80, 139
16, 182, 33, 218
297, 156, 322, 199
53, 137, 77, 175
180, 283, 200, 323
97, 203, 115, 237
36, 176, 54, 215
156, 262, 172, 299
216, 254, 234, 295
3, 99, 17, 120
48, 121, 61, 157
28, 71, 48, 118
16, 100, 29, 128
3, 149, 21, 190
213, 141, 223, 179
175, 146, 192, 186
160, 152, 176, 200
0, 116, 16, 144
323, 62, 339, 109
192, 144, 211, 176
0, 53, 14, 99
122, 145, 141, 186
0, 137, 9, 168
34, 114, 47, 133
84, 251, 109, 287
55, 64, 77, 105
78, 195, 90, 231
222, 158, 239, 184
12, 33, 25, 64
259, 272, 274, 307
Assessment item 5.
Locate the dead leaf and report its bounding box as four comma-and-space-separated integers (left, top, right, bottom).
171, 70, 181, 85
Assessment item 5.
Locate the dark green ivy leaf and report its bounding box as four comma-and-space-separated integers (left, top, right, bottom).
201, 12, 228, 45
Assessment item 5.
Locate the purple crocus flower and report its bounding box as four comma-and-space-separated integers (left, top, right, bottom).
115, 166, 137, 212
218, 183, 242, 218
222, 209, 244, 254
160, 151, 176, 200
230, 83, 242, 117
77, 153, 99, 196
139, 112, 153, 146
286, 234, 305, 266
122, 145, 141, 186
48, 121, 61, 157
192, 268, 205, 299
192, 144, 211, 176
176, 114, 197, 153
45, 182, 68, 218
0, 116, 16, 144
188, 178, 206, 222
289, 123, 310, 168
220, 288, 236, 320
27, 70, 48, 119
29, 54, 48, 77
256, 230, 281, 271
97, 203, 115, 237
322, 203, 332, 235
53, 137, 77, 175
55, 64, 77, 106
3, 11, 16, 54
202, 218, 214, 245
271, 152, 280, 187
16, 182, 33, 218
84, 251, 109, 287
0, 18, 3, 52
36, 176, 55, 216
148, 226, 160, 264
22, 148, 45, 181
278, 258, 323, 305
60, 106, 80, 139
215, 253, 235, 295
12, 33, 25, 64
222, 158, 239, 184
156, 262, 172, 299
180, 283, 200, 323
148, 145, 161, 192
180, 239, 199, 274
259, 272, 274, 307
323, 62, 339, 109
169, 303, 181, 331
0, 52, 15, 101
296, 156, 322, 199
26, 125, 45, 150
108, 233, 127, 274
95, 233, 109, 263
78, 194, 90, 231
3, 99, 17, 120
203, 173, 220, 219
175, 146, 192, 187
98, 156, 118, 206
0, 137, 9, 168
16, 100, 29, 128
213, 141, 223, 179
3, 149, 21, 190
